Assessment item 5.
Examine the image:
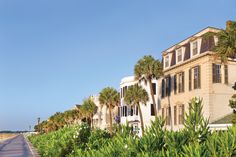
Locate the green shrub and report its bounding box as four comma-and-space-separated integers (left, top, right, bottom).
29, 97, 236, 157
87, 129, 111, 150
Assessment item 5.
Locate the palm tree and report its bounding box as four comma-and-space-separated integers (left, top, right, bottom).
215, 20, 236, 62
99, 87, 120, 134
134, 55, 162, 117
81, 97, 98, 128
124, 84, 149, 136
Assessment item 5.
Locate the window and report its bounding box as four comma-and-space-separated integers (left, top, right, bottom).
213, 64, 221, 83
174, 106, 177, 125
166, 107, 171, 125
150, 104, 155, 116
178, 72, 185, 93
162, 108, 165, 118
224, 65, 228, 84
192, 41, 198, 56
161, 79, 166, 98
152, 83, 156, 95
174, 75, 177, 94
128, 106, 131, 116
120, 88, 123, 98
165, 55, 170, 68
178, 105, 184, 124
193, 66, 201, 89
176, 48, 183, 63
189, 69, 192, 91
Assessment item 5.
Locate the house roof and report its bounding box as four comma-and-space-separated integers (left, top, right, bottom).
162, 26, 221, 55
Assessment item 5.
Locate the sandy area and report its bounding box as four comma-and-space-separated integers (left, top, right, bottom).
0, 133, 17, 141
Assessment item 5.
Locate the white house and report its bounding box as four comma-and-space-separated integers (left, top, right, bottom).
118, 76, 160, 136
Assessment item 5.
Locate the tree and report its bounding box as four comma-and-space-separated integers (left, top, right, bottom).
184, 97, 209, 144
124, 84, 149, 136
134, 55, 162, 117
99, 87, 120, 134
229, 94, 236, 124
81, 97, 98, 128
215, 20, 236, 62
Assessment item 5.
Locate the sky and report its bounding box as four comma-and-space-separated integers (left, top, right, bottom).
0, 0, 235, 131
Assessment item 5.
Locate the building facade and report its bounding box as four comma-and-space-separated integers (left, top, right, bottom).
119, 76, 159, 136
159, 27, 236, 131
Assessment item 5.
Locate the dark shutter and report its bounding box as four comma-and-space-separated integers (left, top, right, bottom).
152, 83, 156, 95
161, 79, 165, 98
198, 66, 201, 88
151, 104, 155, 116
131, 106, 133, 116
168, 76, 171, 96
213, 63, 216, 83
165, 77, 169, 96
124, 106, 127, 117
182, 72, 185, 92
136, 106, 138, 115
189, 68, 192, 91
174, 75, 177, 94
224, 65, 228, 84
174, 106, 177, 125
122, 106, 124, 117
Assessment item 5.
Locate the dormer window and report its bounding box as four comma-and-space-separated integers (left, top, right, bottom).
164, 55, 170, 68
192, 41, 198, 56
176, 48, 183, 63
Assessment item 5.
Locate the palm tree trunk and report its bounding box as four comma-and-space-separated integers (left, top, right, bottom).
137, 103, 144, 136
108, 104, 113, 134
148, 79, 157, 116
91, 116, 93, 128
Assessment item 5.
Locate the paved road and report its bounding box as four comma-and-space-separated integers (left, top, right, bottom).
0, 135, 34, 157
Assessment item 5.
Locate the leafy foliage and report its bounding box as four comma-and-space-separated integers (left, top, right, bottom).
80, 97, 98, 127
215, 21, 236, 62
34, 109, 81, 133
30, 97, 236, 157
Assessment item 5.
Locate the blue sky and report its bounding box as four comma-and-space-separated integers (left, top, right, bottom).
0, 0, 235, 130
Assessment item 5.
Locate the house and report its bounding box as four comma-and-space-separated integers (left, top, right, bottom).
118, 76, 159, 136
159, 27, 236, 131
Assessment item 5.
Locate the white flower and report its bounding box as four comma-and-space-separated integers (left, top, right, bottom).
195, 98, 200, 103
124, 144, 128, 149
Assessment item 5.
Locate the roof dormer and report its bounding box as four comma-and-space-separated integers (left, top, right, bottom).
190, 38, 202, 58
175, 47, 185, 64
164, 53, 172, 69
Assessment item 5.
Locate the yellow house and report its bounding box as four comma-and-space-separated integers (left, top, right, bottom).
159, 27, 236, 130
